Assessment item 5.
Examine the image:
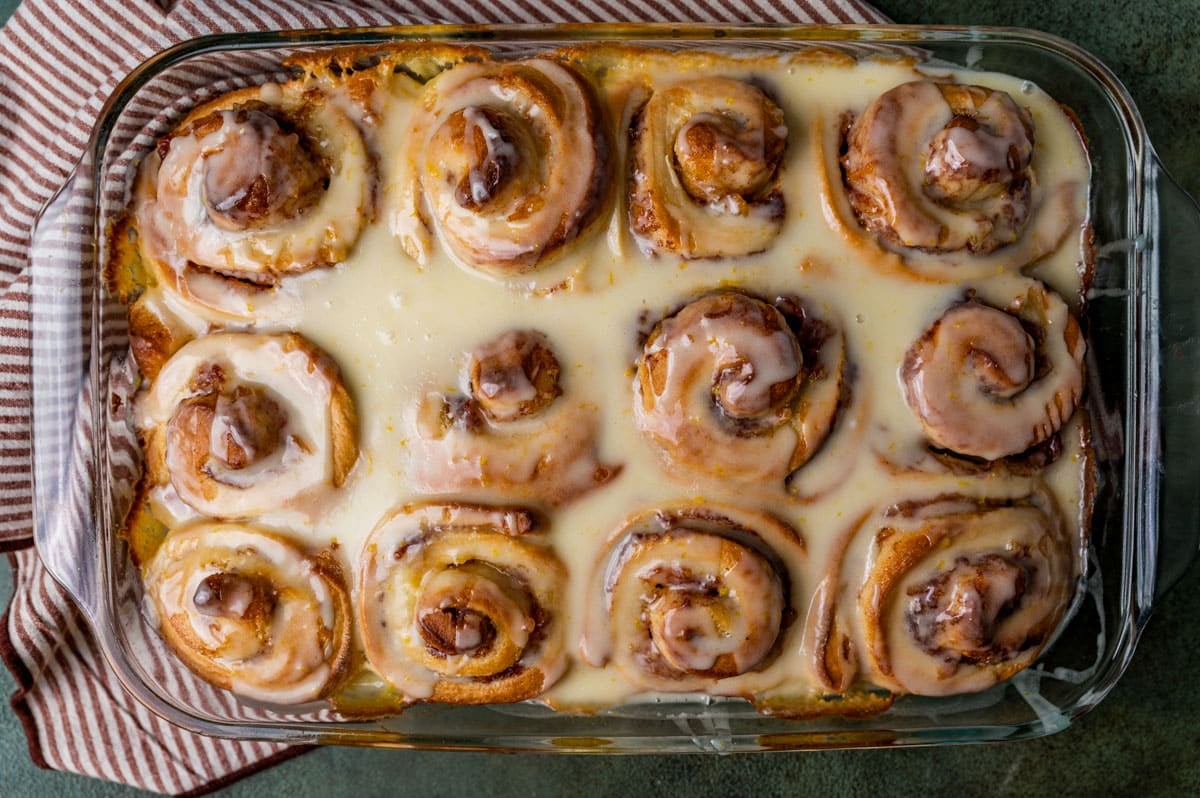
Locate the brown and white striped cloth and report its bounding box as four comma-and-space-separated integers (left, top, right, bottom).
0, 0, 886, 794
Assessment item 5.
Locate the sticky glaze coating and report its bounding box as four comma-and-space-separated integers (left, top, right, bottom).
630, 77, 787, 258
842, 81, 1035, 254
409, 329, 619, 506
900, 280, 1085, 461
854, 494, 1073, 696
133, 84, 372, 321
143, 522, 353, 704
111, 44, 1096, 716
138, 332, 358, 522
393, 59, 609, 275
582, 505, 804, 698
357, 503, 568, 704
635, 292, 845, 485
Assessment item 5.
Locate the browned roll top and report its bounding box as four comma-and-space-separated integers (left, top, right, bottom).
412, 329, 618, 506
842, 80, 1035, 254
583, 505, 803, 696
900, 282, 1084, 460
635, 292, 845, 485
630, 77, 787, 258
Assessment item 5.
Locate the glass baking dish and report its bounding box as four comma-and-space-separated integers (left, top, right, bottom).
28, 23, 1200, 752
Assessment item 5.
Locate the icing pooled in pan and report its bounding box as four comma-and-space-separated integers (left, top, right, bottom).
110, 43, 1093, 713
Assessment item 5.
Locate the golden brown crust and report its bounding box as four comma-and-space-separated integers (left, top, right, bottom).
111, 42, 1094, 718
584, 504, 804, 698
393, 57, 610, 275
146, 523, 354, 704
855, 492, 1073, 695
628, 77, 786, 259
136, 331, 360, 521
634, 291, 845, 485
357, 502, 568, 706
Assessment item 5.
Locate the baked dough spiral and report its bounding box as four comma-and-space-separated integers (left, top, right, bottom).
394, 58, 608, 275
134, 83, 372, 320
842, 81, 1034, 254
852, 493, 1074, 696
410, 329, 618, 506
143, 522, 353, 704
629, 78, 787, 258
358, 503, 568, 704
138, 332, 358, 520
900, 281, 1084, 460
635, 292, 844, 485
582, 505, 803, 695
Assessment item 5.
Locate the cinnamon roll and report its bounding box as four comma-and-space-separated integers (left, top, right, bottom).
853, 493, 1074, 696
629, 78, 787, 258
843, 81, 1034, 254
133, 83, 372, 321
393, 58, 608, 276
143, 522, 353, 704
582, 505, 802, 695
635, 292, 844, 485
410, 329, 618, 506
138, 332, 358, 521
358, 503, 568, 704
900, 281, 1084, 461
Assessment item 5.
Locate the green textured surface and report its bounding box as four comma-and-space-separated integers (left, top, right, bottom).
3, 1, 1200, 796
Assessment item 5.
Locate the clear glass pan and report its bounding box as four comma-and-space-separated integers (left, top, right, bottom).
28, 23, 1200, 752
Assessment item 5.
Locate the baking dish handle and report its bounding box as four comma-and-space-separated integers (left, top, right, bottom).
29, 168, 103, 622
1148, 154, 1200, 605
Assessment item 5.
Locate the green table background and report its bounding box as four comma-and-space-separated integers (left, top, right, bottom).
3, 1, 1198, 795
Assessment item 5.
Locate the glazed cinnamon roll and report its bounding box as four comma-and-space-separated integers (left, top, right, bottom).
143, 522, 353, 704
582, 505, 802, 695
842, 81, 1034, 254
358, 503, 568, 704
630, 78, 787, 258
852, 493, 1074, 696
635, 292, 844, 485
410, 329, 618, 505
133, 83, 372, 321
900, 281, 1084, 460
138, 332, 358, 521
393, 58, 608, 275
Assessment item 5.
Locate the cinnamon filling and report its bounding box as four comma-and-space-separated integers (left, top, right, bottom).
192, 572, 278, 658
906, 553, 1032, 665
435, 106, 537, 213
169, 381, 287, 472
674, 106, 785, 206
199, 108, 329, 231
413, 563, 535, 676
418, 606, 498, 657
469, 329, 562, 422
925, 115, 1027, 204
634, 533, 783, 679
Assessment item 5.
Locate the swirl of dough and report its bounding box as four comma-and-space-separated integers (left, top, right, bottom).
635, 292, 844, 485
134, 83, 372, 321
900, 281, 1084, 460
630, 78, 787, 258
358, 503, 568, 704
582, 505, 802, 695
143, 522, 353, 704
410, 329, 619, 506
842, 81, 1034, 254
854, 493, 1073, 696
138, 332, 358, 521
394, 58, 608, 275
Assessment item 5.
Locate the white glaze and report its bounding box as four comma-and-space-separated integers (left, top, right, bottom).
130, 50, 1091, 711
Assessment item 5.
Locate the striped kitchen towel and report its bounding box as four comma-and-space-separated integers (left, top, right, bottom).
0, 0, 886, 794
